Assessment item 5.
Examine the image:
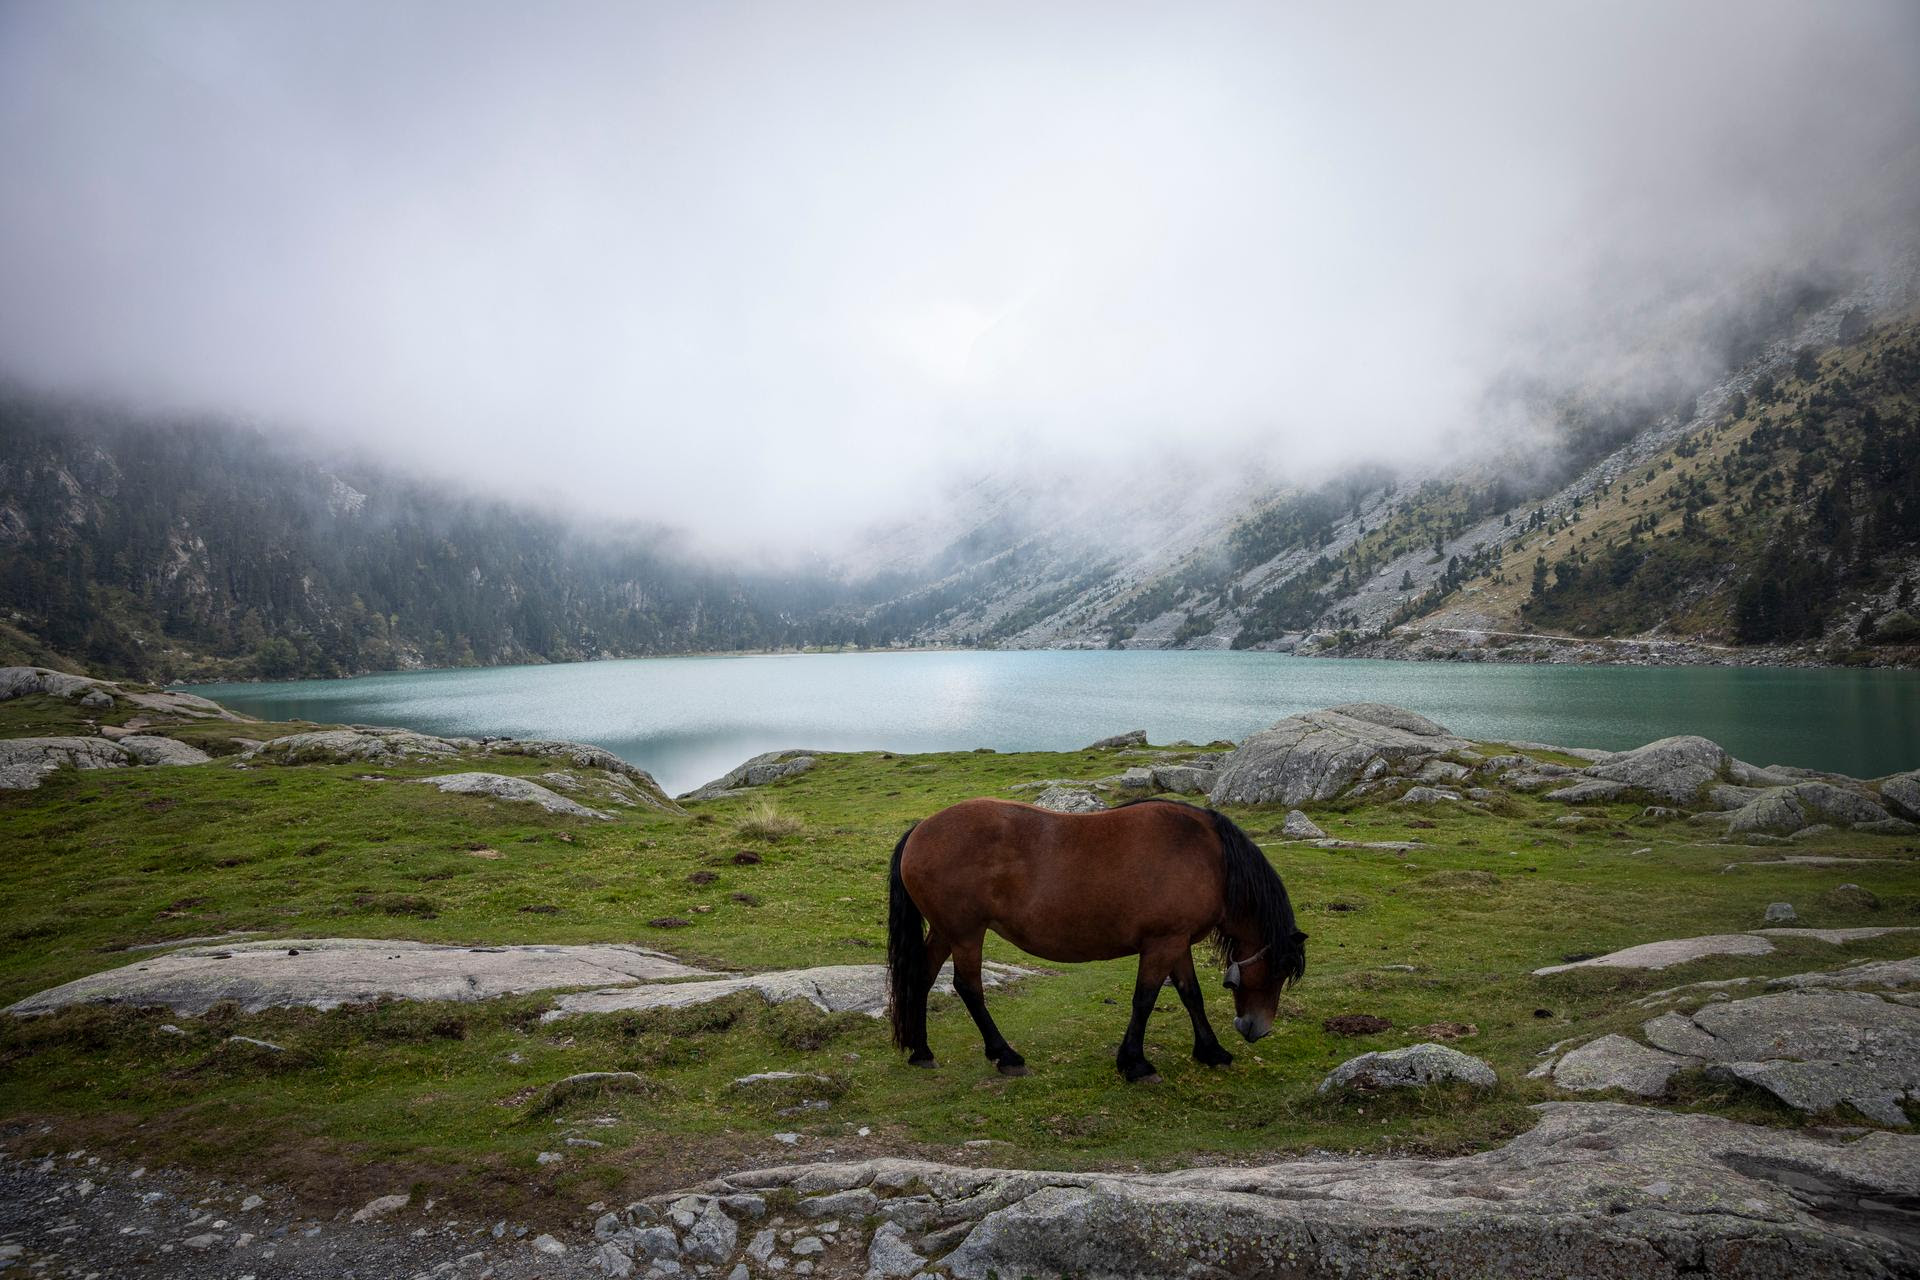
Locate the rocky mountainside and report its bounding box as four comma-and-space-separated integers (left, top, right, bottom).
5, 260, 1918, 678
845, 260, 1920, 667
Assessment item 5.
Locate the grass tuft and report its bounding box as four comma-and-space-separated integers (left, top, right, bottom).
734, 799, 803, 842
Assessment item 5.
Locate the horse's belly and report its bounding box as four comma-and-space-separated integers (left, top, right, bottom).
986, 919, 1169, 965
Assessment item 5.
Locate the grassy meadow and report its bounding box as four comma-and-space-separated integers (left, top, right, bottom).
2, 698, 1917, 1222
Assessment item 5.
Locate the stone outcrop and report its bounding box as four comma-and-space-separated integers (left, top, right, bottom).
119, 687, 239, 719
1396, 785, 1462, 805
113, 735, 212, 767
1722, 780, 1896, 835
0, 666, 110, 702
1534, 927, 1919, 975
1543, 779, 1632, 803
681, 750, 818, 800
1572, 735, 1731, 804
1547, 988, 1920, 1125
6, 938, 712, 1016
1031, 785, 1105, 813
0, 736, 134, 789
1548, 1034, 1692, 1096
0, 730, 216, 788
1280, 809, 1327, 840
1209, 704, 1472, 807
1147, 763, 1215, 794
1085, 729, 1147, 749
0, 667, 241, 721
1522, 731, 1905, 835
545, 961, 1031, 1021
1317, 1043, 1497, 1093
481, 740, 679, 811
250, 727, 468, 764
250, 727, 683, 810
419, 771, 614, 819
1881, 771, 1920, 822
618, 1104, 1920, 1279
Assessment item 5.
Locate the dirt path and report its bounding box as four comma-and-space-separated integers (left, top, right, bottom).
0, 1139, 603, 1280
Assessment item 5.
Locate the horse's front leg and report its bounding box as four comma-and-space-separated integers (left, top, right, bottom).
1116, 940, 1182, 1083
951, 935, 1027, 1076
1171, 948, 1233, 1068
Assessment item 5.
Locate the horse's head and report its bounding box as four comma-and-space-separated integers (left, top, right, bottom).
1223, 928, 1307, 1042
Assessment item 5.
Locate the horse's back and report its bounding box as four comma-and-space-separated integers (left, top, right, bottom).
900, 798, 1224, 960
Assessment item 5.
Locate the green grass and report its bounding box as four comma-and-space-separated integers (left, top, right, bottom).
2, 719, 1917, 1221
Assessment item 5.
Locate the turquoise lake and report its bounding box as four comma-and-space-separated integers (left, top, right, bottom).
191, 650, 1920, 798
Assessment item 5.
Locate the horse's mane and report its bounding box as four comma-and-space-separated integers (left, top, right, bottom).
1111, 797, 1306, 985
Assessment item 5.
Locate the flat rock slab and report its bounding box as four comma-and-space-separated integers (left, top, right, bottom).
1308, 838, 1427, 851
1536, 933, 1775, 974
114, 735, 212, 766
1549, 967, 1920, 1123
1726, 855, 1890, 869
418, 771, 612, 819
1752, 926, 1920, 944
1533, 927, 1920, 975
635, 1104, 1920, 1279
1635, 955, 1920, 1008
1550, 1033, 1694, 1096
0, 737, 132, 789
251, 728, 471, 764
547, 961, 1032, 1020
1646, 990, 1920, 1124
1771, 956, 1920, 991
7, 938, 713, 1016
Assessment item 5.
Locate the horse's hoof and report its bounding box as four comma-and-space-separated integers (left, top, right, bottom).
908, 1054, 937, 1069
1131, 1072, 1163, 1085
997, 1061, 1030, 1077
1195, 1048, 1235, 1068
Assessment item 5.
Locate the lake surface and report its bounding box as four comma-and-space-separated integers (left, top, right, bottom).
191, 650, 1920, 797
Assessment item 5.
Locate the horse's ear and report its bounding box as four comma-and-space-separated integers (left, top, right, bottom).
1293, 930, 1309, 942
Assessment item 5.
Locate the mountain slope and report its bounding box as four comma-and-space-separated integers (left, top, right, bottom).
0, 398, 880, 680
4, 264, 1916, 680
849, 263, 1920, 667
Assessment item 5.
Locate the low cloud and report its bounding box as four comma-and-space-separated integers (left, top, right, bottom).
2, 1, 1915, 557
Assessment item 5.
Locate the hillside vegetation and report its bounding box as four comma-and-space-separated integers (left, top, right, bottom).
0, 393, 889, 681
871, 294, 1920, 666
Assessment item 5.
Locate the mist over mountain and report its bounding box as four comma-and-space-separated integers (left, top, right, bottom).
2, 3, 1918, 676
5, 248, 1917, 681
3, 2, 1918, 560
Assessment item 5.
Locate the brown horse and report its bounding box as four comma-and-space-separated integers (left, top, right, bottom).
886, 796, 1306, 1082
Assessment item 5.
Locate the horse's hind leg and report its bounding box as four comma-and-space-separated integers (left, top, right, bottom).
950, 935, 1026, 1076
907, 931, 952, 1068
1171, 948, 1233, 1068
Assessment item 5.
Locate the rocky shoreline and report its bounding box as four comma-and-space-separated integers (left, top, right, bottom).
9, 1096, 1916, 1280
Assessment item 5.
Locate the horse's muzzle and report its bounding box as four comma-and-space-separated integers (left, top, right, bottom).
1233, 1016, 1271, 1043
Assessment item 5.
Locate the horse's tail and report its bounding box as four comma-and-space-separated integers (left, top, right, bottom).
885, 824, 928, 1053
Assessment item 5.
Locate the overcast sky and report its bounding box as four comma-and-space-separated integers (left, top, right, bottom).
2, 2, 1916, 552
